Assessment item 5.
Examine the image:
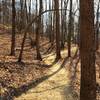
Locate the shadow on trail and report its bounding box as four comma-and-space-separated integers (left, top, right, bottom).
63, 48, 80, 100
0, 57, 56, 70
31, 84, 67, 93
1, 57, 69, 100
43, 43, 55, 55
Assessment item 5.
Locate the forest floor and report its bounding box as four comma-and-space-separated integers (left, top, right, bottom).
14, 47, 79, 100
0, 27, 100, 100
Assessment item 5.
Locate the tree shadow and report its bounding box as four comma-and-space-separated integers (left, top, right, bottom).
31, 84, 67, 93
42, 53, 55, 59
69, 56, 80, 85
63, 49, 80, 100
63, 85, 79, 100
1, 57, 69, 100
40, 41, 50, 47
43, 43, 55, 55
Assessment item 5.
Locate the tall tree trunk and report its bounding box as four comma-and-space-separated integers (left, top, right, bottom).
36, 0, 42, 60
11, 0, 16, 56
51, 0, 55, 46
61, 0, 65, 49
68, 0, 72, 57
54, 0, 61, 60
24, 0, 28, 24
19, 0, 24, 32
80, 0, 96, 100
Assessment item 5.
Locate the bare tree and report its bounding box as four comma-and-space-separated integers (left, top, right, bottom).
54, 0, 61, 60
68, 0, 72, 57
10, 0, 16, 56
35, 0, 42, 60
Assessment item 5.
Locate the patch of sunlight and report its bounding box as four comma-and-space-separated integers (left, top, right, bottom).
71, 47, 78, 52
0, 88, 7, 94
43, 53, 56, 65
0, 24, 12, 29
49, 61, 62, 72
43, 46, 78, 66
61, 49, 68, 58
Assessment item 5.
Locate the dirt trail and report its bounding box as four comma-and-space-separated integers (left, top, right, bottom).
14, 50, 79, 100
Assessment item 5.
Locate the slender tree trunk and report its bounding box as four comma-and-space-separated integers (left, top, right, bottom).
80, 0, 96, 100
68, 0, 72, 57
11, 0, 16, 56
19, 0, 24, 32
61, 0, 65, 49
36, 0, 42, 60
54, 0, 61, 60
51, 0, 55, 46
